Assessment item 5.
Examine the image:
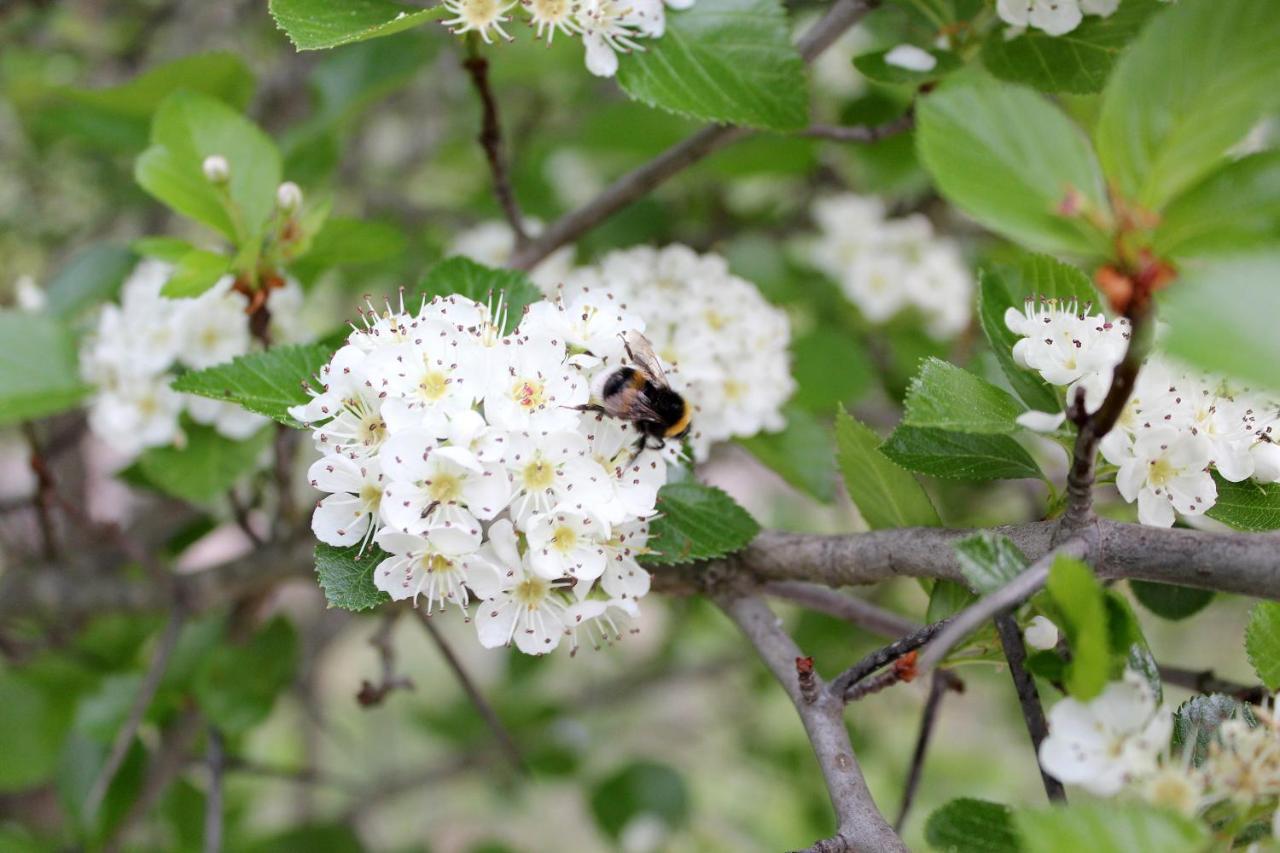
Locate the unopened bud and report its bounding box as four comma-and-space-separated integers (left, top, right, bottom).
1024, 615, 1059, 651
202, 155, 230, 184
276, 181, 303, 213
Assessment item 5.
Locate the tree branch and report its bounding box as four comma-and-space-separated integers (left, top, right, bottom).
894, 670, 961, 832
993, 612, 1064, 802
802, 112, 915, 144
508, 0, 881, 271
356, 610, 414, 707
763, 581, 920, 638
463, 38, 528, 246
829, 619, 950, 701
716, 592, 906, 852
204, 727, 225, 853
1157, 665, 1268, 705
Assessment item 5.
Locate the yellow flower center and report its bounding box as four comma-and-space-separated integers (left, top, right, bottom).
1148, 457, 1176, 488
418, 369, 449, 401
359, 482, 382, 511
724, 379, 745, 401
428, 473, 462, 502
510, 377, 546, 410
550, 525, 578, 552
420, 553, 456, 574
522, 457, 556, 491
514, 576, 550, 609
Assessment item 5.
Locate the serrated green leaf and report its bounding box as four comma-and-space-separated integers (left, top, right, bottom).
44, 243, 137, 319
314, 543, 390, 612
1246, 601, 1280, 690
917, 75, 1108, 256
978, 271, 1060, 413
1046, 555, 1109, 700
1155, 151, 1280, 258
194, 616, 297, 735
853, 47, 961, 86
954, 533, 1029, 595
133, 423, 272, 505
136, 91, 280, 242
0, 311, 90, 427
269, 0, 446, 50
904, 358, 1025, 435
881, 426, 1043, 481
640, 483, 759, 566
980, 0, 1162, 94
1172, 694, 1258, 765
924, 798, 1020, 853
738, 408, 835, 503
1095, 0, 1280, 211
927, 579, 977, 624
834, 408, 941, 529
999, 252, 1102, 305
1161, 251, 1280, 392
616, 0, 808, 132
160, 249, 230, 298
415, 257, 541, 335
1204, 475, 1280, 531
172, 344, 333, 427
1129, 580, 1214, 621
1014, 802, 1207, 853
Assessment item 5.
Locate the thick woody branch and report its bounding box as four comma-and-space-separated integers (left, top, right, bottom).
508, 0, 881, 271
716, 592, 906, 852
462, 42, 528, 246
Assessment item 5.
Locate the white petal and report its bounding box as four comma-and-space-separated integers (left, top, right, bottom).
1016, 410, 1067, 433
583, 36, 619, 77
477, 600, 519, 648
312, 495, 369, 546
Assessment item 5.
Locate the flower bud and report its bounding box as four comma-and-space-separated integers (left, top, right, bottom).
1024, 615, 1059, 651
276, 181, 303, 213
202, 155, 230, 184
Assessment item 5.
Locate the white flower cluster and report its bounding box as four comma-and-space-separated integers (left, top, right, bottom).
80, 260, 307, 459
448, 220, 574, 290
1040, 672, 1280, 833
442, 0, 695, 77
1006, 297, 1280, 527
808, 194, 972, 340
996, 0, 1118, 37
559, 244, 794, 461
292, 290, 667, 655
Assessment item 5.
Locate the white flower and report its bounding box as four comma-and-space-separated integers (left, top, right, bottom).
373, 527, 488, 614
503, 430, 611, 524
186, 396, 268, 440
441, 0, 516, 43
482, 332, 588, 431
1006, 298, 1129, 412
202, 154, 229, 183
526, 508, 609, 584
582, 413, 665, 524
574, 0, 649, 77
564, 597, 640, 654
1024, 615, 1059, 651
600, 519, 652, 600
884, 44, 936, 72
1113, 427, 1216, 528
178, 279, 251, 370
1038, 671, 1172, 796
468, 519, 572, 654
87, 376, 183, 458
997, 0, 1082, 36
524, 0, 575, 41
15, 275, 45, 313
307, 454, 386, 549
276, 181, 302, 213
380, 426, 511, 538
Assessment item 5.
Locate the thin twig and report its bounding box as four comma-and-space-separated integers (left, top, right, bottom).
20, 422, 58, 559
356, 610, 414, 706
844, 651, 920, 702
462, 37, 527, 246
1158, 665, 1268, 705
105, 708, 204, 853
994, 613, 1065, 802
227, 488, 264, 548
415, 610, 526, 775
764, 581, 920, 638
204, 727, 225, 853
894, 670, 961, 832
829, 619, 951, 701
85, 608, 186, 820
803, 112, 915, 144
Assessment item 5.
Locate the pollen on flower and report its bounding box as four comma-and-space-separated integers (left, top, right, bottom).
441, 0, 517, 42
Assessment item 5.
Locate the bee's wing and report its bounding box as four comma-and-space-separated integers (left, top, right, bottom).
622, 331, 670, 386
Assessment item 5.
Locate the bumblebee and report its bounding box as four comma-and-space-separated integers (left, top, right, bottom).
580, 332, 692, 458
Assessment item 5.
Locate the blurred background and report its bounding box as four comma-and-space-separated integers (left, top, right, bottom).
0, 0, 1260, 850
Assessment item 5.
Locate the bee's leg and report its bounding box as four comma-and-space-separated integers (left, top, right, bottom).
569, 403, 607, 414
621, 336, 639, 365
627, 434, 649, 465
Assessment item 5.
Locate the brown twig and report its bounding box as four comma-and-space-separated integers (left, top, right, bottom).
227, 488, 264, 548
764, 581, 920, 638
356, 610, 414, 707
1158, 665, 1268, 705
462, 36, 527, 247
802, 112, 915, 144
105, 708, 204, 853
845, 650, 920, 702
20, 422, 58, 559
204, 727, 225, 853
415, 610, 526, 775
829, 620, 950, 702
894, 669, 962, 832
994, 613, 1065, 802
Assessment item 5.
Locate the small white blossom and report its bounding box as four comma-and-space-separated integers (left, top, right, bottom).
1024, 615, 1059, 651
202, 154, 230, 183
884, 44, 936, 72
1111, 427, 1216, 528
441, 0, 516, 43
574, 0, 650, 77
276, 181, 302, 213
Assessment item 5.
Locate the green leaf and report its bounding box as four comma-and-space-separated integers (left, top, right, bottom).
1161, 251, 1280, 391
0, 671, 74, 792
903, 357, 1025, 435
853, 47, 961, 86
589, 761, 690, 840
269, 0, 446, 50
25, 52, 254, 152
1246, 601, 1280, 690
1014, 802, 1207, 853
136, 91, 281, 242
314, 543, 390, 612
999, 252, 1102, 305
640, 483, 760, 566
616, 0, 808, 132
44, 244, 137, 319
834, 407, 941, 529
0, 311, 90, 427
1205, 474, 1280, 532
415, 257, 541, 336
981, 0, 1162, 94
1156, 151, 1280, 258
194, 616, 297, 735
172, 344, 333, 428
1129, 580, 1214, 621
978, 271, 1059, 413
1045, 555, 1109, 700
927, 579, 977, 623
738, 408, 835, 503
289, 217, 406, 285
1171, 694, 1258, 765
881, 427, 1043, 481
133, 423, 273, 505
132, 237, 195, 263
1094, 0, 1280, 211
954, 533, 1029, 595
160, 249, 231, 298
917, 75, 1108, 256
925, 798, 1020, 853
791, 326, 874, 413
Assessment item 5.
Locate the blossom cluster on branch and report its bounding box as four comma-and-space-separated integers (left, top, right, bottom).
996, 0, 1119, 36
